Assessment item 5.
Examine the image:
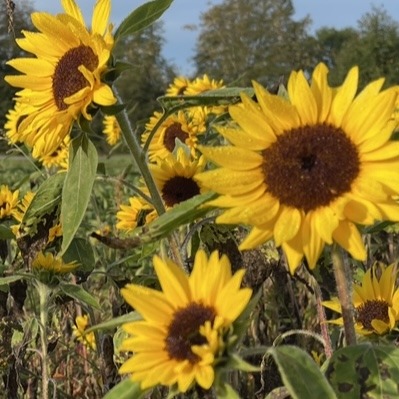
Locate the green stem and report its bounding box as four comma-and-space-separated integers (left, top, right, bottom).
331, 244, 357, 346
37, 281, 51, 399
114, 90, 165, 216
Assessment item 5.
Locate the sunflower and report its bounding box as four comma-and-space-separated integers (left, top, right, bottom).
323, 263, 399, 335
165, 76, 191, 96
196, 63, 399, 274
103, 114, 121, 146
149, 148, 207, 208
5, 0, 116, 159
141, 110, 206, 161
116, 196, 157, 232
0, 185, 19, 219
4, 100, 33, 145
72, 314, 96, 350
37, 137, 70, 170
119, 249, 252, 392
32, 251, 78, 274
184, 74, 224, 96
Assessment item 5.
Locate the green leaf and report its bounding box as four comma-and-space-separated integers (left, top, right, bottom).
268, 345, 337, 399
61, 135, 98, 255
22, 172, 65, 228
59, 283, 101, 310
324, 343, 399, 399
215, 383, 240, 399
62, 237, 95, 272
103, 378, 145, 399
225, 353, 260, 372
137, 191, 217, 242
115, 0, 174, 40
0, 224, 14, 239
0, 275, 25, 285
85, 312, 141, 333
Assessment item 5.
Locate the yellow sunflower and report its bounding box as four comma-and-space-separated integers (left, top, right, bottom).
5, 0, 116, 159
141, 110, 206, 161
32, 251, 78, 274
165, 76, 191, 96
72, 314, 96, 350
4, 100, 33, 145
149, 148, 207, 208
116, 196, 157, 232
37, 137, 70, 170
196, 63, 399, 273
103, 114, 121, 146
184, 74, 224, 96
119, 249, 252, 392
0, 185, 19, 219
323, 263, 399, 335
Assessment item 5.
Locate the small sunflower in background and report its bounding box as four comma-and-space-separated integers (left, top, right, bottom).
5, 0, 116, 159
323, 263, 399, 335
103, 115, 121, 146
141, 110, 206, 161
165, 76, 191, 96
4, 100, 32, 145
196, 63, 399, 274
116, 196, 157, 232
32, 252, 77, 275
149, 147, 207, 208
119, 249, 252, 393
0, 185, 19, 219
37, 137, 70, 170
11, 190, 35, 235
72, 314, 96, 351
184, 74, 224, 96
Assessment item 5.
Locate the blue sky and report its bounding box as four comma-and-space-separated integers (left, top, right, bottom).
32, 0, 399, 75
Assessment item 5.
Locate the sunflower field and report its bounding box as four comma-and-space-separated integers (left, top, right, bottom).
1, 0, 399, 398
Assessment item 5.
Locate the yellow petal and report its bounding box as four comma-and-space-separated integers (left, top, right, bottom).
239, 227, 273, 250
92, 0, 111, 35
281, 232, 304, 274
310, 63, 332, 122
93, 83, 116, 105
332, 221, 366, 261
61, 0, 85, 24
302, 213, 325, 269
274, 207, 302, 246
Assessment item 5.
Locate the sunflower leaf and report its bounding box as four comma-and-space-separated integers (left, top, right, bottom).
115, 0, 174, 40
268, 345, 337, 399
215, 383, 240, 399
0, 223, 14, 239
62, 237, 95, 273
59, 283, 101, 310
85, 312, 141, 333
324, 343, 399, 399
103, 378, 145, 399
61, 135, 98, 255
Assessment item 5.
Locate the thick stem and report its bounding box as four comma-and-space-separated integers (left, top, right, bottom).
114, 90, 165, 216
331, 244, 357, 346
37, 282, 50, 399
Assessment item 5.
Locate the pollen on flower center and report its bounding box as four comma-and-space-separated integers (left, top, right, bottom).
163, 123, 189, 152
52, 45, 99, 110
165, 302, 216, 364
356, 299, 390, 330
262, 123, 360, 212
162, 176, 201, 207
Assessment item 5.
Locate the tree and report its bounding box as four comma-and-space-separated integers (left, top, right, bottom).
113, 22, 176, 131
330, 6, 399, 88
193, 0, 316, 87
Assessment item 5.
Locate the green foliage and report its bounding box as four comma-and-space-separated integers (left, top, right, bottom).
324, 343, 399, 399
61, 135, 98, 254
114, 0, 174, 40
59, 283, 101, 310
268, 345, 337, 399
103, 378, 145, 399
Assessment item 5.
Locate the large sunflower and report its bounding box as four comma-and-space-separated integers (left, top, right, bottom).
5, 0, 116, 158
196, 63, 399, 273
119, 249, 252, 392
323, 263, 399, 335
149, 148, 207, 208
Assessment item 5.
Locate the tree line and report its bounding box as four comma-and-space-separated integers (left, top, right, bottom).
1, 0, 398, 152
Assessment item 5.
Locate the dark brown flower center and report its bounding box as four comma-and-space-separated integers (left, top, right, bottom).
161, 176, 200, 207
356, 299, 389, 331
165, 302, 216, 364
52, 45, 99, 111
163, 123, 189, 152
262, 124, 360, 212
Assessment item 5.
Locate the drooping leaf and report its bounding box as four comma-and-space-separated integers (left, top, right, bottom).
324, 343, 399, 399
103, 378, 145, 399
268, 345, 337, 399
0, 275, 25, 285
115, 0, 174, 40
0, 224, 14, 239
61, 135, 98, 255
59, 283, 101, 310
215, 383, 240, 399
